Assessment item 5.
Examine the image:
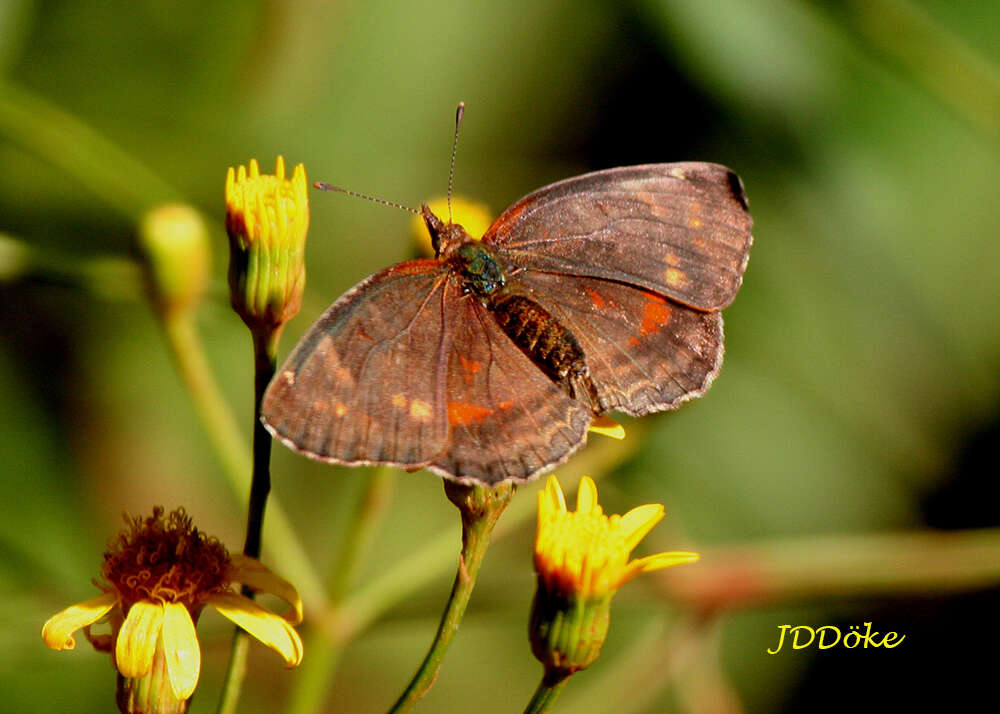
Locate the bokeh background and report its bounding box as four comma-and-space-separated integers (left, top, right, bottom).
3, 0, 999, 712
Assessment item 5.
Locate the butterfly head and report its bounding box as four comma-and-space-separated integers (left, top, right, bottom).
422, 204, 473, 257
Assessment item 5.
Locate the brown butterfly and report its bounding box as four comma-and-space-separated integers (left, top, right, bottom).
262, 161, 752, 485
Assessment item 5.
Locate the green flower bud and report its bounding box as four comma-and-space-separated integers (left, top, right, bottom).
137, 204, 210, 317
529, 583, 612, 681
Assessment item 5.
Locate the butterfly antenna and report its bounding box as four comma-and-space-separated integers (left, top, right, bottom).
447, 101, 465, 223
313, 182, 419, 215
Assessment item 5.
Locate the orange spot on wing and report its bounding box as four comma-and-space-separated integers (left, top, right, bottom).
458, 354, 484, 385
498, 400, 514, 411
688, 216, 703, 229
639, 298, 672, 336
335, 402, 347, 417
459, 354, 482, 374
448, 401, 493, 425
584, 287, 607, 309
664, 253, 681, 266
391, 393, 407, 408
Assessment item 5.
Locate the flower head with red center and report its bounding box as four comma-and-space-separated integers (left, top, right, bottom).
42, 508, 303, 713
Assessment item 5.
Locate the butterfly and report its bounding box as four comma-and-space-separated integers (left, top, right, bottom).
261, 162, 753, 486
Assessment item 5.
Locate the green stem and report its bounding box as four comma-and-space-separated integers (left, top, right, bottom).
244, 329, 279, 559
216, 635, 251, 714
523, 673, 569, 714
288, 467, 397, 714
216, 327, 279, 714
161, 313, 250, 483
387, 482, 513, 713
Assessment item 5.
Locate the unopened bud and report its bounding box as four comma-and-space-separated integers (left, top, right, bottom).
225, 157, 308, 337
137, 204, 210, 316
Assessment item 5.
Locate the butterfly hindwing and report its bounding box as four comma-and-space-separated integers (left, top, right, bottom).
261, 259, 452, 468
507, 271, 724, 416
484, 163, 752, 311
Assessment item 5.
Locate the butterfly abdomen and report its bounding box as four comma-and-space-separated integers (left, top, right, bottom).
489, 293, 598, 407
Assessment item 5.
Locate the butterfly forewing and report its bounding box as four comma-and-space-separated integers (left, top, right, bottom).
430, 292, 592, 484
508, 271, 724, 416
483, 163, 752, 311
262, 260, 452, 468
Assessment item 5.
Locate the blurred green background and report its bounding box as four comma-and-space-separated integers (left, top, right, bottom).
3, 0, 999, 712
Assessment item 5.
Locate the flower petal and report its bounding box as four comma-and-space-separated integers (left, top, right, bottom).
635, 551, 700, 571
620, 504, 665, 551
620, 551, 701, 586
537, 475, 565, 533
209, 592, 303, 668
576, 476, 598, 514
42, 591, 118, 651
115, 600, 164, 678
161, 602, 201, 699
544, 475, 566, 514
228, 554, 304, 625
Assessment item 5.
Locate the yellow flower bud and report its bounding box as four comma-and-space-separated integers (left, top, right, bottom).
225, 157, 308, 336
529, 476, 699, 681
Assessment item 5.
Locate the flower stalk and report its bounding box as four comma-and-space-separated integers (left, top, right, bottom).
388, 480, 514, 712
523, 674, 569, 714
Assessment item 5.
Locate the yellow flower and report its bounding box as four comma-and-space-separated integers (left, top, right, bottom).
225, 157, 309, 336
42, 508, 303, 712
410, 195, 492, 257
535, 475, 698, 599
530, 476, 698, 680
